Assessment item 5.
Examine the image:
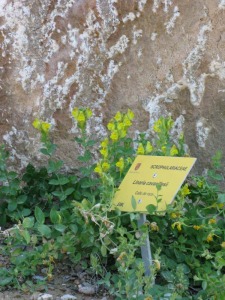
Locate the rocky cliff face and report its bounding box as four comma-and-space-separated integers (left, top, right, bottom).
1, 0, 225, 172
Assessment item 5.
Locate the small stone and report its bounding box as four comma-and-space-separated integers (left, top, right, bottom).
78, 283, 96, 295
60, 295, 77, 300
37, 293, 53, 300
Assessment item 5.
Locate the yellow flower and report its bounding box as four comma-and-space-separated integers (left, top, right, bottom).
101, 138, 109, 148
110, 131, 119, 142
85, 108, 92, 119
170, 212, 180, 219
221, 241, 225, 248
217, 203, 224, 209
114, 111, 122, 122
150, 222, 159, 232
117, 252, 126, 261
153, 119, 162, 133
117, 122, 124, 131
116, 157, 124, 173
208, 218, 216, 225
100, 148, 108, 158
170, 144, 178, 156
161, 145, 167, 154
127, 109, 134, 120
32, 118, 41, 130
71, 107, 79, 119
145, 141, 153, 154
137, 143, 145, 155
123, 115, 132, 128
41, 122, 51, 133
180, 184, 190, 197
172, 222, 182, 232
193, 225, 201, 230
94, 163, 102, 175
107, 121, 115, 131
102, 161, 110, 172
206, 233, 214, 243
119, 129, 127, 138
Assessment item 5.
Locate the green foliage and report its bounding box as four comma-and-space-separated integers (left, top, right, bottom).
0, 108, 225, 300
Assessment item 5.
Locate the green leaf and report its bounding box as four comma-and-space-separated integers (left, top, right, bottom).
50, 208, 61, 224
218, 193, 225, 203
22, 229, 31, 244
54, 224, 66, 233
47, 160, 63, 173
21, 208, 31, 217
35, 206, 45, 224
65, 187, 75, 196
202, 280, 207, 290
69, 224, 78, 234
131, 196, 137, 211
49, 177, 69, 185
0, 276, 14, 286
101, 244, 107, 257
146, 204, 156, 215
37, 224, 51, 238
23, 217, 34, 229
8, 202, 17, 212
17, 195, 27, 204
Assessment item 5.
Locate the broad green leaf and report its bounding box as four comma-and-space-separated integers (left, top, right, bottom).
49, 177, 69, 185
0, 277, 14, 286
47, 160, 63, 173
131, 195, 137, 210
23, 217, 34, 229
17, 195, 27, 204
37, 224, 51, 238
35, 206, 45, 224
101, 244, 107, 257
21, 208, 31, 217
22, 230, 31, 244
50, 208, 61, 224
54, 224, 66, 233
8, 202, 17, 212
146, 204, 156, 215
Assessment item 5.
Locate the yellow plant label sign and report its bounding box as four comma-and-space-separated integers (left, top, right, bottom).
112, 155, 196, 213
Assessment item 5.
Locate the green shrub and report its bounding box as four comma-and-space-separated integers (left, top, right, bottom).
0, 108, 225, 300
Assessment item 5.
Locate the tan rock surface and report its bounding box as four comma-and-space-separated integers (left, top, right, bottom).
1, 0, 225, 172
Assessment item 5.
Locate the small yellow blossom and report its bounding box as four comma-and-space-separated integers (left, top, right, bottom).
107, 122, 115, 131
170, 144, 178, 156
116, 157, 124, 173
71, 108, 79, 119
170, 212, 180, 219
117, 122, 124, 131
193, 225, 201, 230
101, 138, 109, 148
114, 111, 122, 122
206, 233, 214, 243
110, 131, 119, 142
123, 115, 132, 128
161, 145, 167, 154
119, 129, 127, 138
145, 141, 153, 154
180, 184, 190, 197
208, 218, 216, 225
137, 143, 145, 155
154, 259, 161, 271
117, 252, 126, 261
102, 161, 110, 172
172, 222, 182, 232
217, 203, 224, 209
32, 118, 41, 130
150, 222, 159, 232
94, 163, 102, 175
127, 109, 134, 120
41, 122, 51, 133
100, 148, 108, 158
153, 119, 162, 133
85, 108, 92, 118
221, 241, 225, 248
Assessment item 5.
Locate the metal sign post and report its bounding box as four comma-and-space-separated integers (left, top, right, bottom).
137, 213, 153, 277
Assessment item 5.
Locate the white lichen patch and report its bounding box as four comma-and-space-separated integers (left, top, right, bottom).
196, 118, 210, 148
108, 35, 129, 58
165, 6, 180, 34
122, 12, 136, 23
152, 0, 173, 13
133, 27, 143, 45
138, 0, 148, 12
218, 0, 225, 9
209, 60, 225, 80
151, 32, 158, 41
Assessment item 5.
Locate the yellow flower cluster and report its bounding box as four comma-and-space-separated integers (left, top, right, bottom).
170, 212, 181, 219
193, 225, 202, 230
32, 118, 51, 133
150, 222, 159, 232
72, 107, 92, 130
172, 221, 182, 232
94, 161, 110, 175
116, 157, 124, 173
107, 109, 134, 142
136, 141, 153, 155
179, 184, 190, 197
208, 218, 216, 225
153, 116, 174, 133
206, 233, 214, 243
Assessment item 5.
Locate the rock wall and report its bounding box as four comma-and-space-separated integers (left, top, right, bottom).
1, 0, 225, 172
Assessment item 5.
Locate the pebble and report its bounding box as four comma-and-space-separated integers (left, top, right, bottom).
37, 293, 53, 300
60, 295, 77, 300
78, 283, 96, 295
